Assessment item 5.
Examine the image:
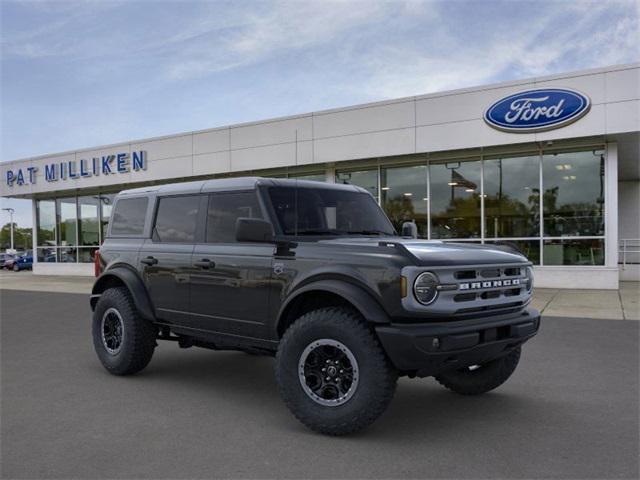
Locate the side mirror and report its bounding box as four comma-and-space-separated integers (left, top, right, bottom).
236, 218, 275, 243
401, 221, 418, 239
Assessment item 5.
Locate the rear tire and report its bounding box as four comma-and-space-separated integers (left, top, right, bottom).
92, 287, 157, 375
435, 347, 521, 395
276, 307, 398, 436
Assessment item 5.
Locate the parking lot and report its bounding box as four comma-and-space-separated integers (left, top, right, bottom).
1, 288, 639, 479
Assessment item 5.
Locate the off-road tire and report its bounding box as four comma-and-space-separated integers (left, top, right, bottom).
435, 347, 521, 395
276, 307, 398, 436
92, 287, 157, 375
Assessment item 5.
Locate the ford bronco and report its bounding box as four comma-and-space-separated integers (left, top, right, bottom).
90, 177, 540, 435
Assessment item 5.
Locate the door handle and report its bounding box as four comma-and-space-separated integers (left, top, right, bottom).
141, 256, 158, 266
194, 258, 215, 269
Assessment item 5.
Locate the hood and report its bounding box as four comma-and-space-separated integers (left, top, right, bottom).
318, 237, 528, 266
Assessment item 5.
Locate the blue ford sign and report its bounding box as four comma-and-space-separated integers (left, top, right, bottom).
484, 88, 591, 133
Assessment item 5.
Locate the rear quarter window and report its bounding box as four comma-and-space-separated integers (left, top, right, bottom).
110, 197, 148, 236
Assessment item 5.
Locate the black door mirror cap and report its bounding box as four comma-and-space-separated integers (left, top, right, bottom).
235, 218, 275, 243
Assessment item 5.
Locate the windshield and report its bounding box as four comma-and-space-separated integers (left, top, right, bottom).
267, 186, 396, 237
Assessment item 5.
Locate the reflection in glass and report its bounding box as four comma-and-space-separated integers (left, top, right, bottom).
78, 247, 99, 263
336, 169, 379, 200
485, 240, 540, 265
57, 198, 77, 246
37, 200, 56, 246
59, 246, 77, 263
78, 196, 100, 246
100, 194, 115, 242
290, 172, 326, 182
542, 150, 605, 236
430, 160, 481, 238
37, 247, 57, 263
484, 155, 540, 238
381, 165, 428, 237
543, 239, 604, 265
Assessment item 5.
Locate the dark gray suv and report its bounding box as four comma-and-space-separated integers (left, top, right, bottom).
91, 177, 540, 435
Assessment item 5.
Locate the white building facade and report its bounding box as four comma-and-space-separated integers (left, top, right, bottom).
1, 63, 639, 288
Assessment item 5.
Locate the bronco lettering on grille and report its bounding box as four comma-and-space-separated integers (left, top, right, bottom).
459, 279, 521, 290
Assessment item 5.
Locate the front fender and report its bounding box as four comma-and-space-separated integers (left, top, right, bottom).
278, 279, 391, 330
90, 266, 155, 321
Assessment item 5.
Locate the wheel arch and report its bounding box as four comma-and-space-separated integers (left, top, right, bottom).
276, 279, 390, 338
90, 265, 155, 321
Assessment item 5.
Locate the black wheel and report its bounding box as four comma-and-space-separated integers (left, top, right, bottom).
92, 287, 157, 375
12, 263, 19, 272
276, 307, 398, 436
435, 347, 521, 395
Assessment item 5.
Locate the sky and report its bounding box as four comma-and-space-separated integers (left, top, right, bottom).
1, 0, 639, 228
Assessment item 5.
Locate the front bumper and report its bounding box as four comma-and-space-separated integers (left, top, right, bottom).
375, 308, 540, 377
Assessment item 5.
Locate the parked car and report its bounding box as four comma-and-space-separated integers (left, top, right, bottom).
2, 253, 17, 270
91, 178, 540, 435
12, 251, 33, 271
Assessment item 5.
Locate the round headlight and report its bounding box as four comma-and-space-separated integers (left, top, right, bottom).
525, 266, 534, 292
414, 272, 439, 305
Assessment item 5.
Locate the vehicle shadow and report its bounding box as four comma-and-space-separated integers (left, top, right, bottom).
100, 346, 551, 440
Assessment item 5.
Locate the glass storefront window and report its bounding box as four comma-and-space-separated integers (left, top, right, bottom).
78, 196, 100, 246
289, 172, 326, 182
543, 238, 604, 266
100, 194, 115, 243
36, 247, 57, 263
430, 160, 481, 239
78, 247, 99, 263
485, 240, 541, 265
381, 165, 428, 238
56, 198, 77, 246
542, 150, 605, 237
36, 200, 56, 246
336, 169, 379, 200
484, 155, 540, 238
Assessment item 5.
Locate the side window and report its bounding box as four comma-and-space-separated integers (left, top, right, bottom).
153, 195, 200, 243
110, 197, 148, 236
206, 192, 262, 243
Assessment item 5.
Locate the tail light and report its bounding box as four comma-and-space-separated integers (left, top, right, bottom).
94, 250, 101, 277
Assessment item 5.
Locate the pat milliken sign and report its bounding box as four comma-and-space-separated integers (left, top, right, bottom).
4, 151, 147, 187
484, 88, 591, 133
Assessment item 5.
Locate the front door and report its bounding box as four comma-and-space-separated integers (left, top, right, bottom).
139, 194, 202, 324
189, 191, 273, 340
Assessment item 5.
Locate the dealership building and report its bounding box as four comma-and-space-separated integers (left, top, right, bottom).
1, 63, 638, 288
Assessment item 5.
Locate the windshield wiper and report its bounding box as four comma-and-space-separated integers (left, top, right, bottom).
295, 229, 340, 235
346, 230, 392, 236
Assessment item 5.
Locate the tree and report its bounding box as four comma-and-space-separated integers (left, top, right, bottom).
0, 223, 32, 251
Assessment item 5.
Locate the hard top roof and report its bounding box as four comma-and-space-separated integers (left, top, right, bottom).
117, 177, 368, 197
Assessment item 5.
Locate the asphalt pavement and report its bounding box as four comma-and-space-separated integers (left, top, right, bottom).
1, 289, 638, 479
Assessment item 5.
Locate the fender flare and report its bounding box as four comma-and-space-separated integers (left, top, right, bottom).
277, 279, 390, 333
90, 266, 156, 321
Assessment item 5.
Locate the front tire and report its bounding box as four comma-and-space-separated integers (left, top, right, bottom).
435, 347, 521, 395
276, 307, 398, 435
92, 287, 157, 375
12, 263, 19, 272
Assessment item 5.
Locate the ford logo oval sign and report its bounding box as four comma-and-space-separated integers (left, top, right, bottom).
484, 88, 591, 133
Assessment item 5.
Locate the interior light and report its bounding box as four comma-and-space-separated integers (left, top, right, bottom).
465, 188, 474, 192
381, 187, 390, 191
422, 197, 429, 201
447, 182, 458, 186
563, 176, 569, 180
555, 165, 564, 170
404, 192, 413, 196
570, 175, 576, 180
564, 164, 572, 169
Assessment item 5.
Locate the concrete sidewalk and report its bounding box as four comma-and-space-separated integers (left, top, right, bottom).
1, 270, 638, 320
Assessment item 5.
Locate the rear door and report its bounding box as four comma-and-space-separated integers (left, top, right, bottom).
138, 194, 203, 324
189, 190, 274, 340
